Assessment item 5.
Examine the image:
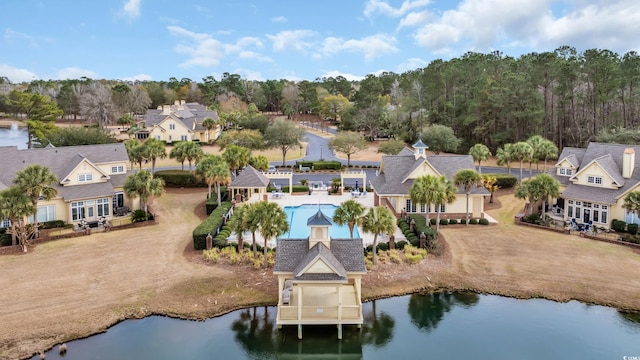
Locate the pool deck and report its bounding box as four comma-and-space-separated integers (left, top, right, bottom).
230, 190, 406, 248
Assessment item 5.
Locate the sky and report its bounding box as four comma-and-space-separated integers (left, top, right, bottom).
1, 0, 639, 83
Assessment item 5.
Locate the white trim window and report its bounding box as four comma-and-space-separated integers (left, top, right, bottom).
181, 135, 188, 141
587, 175, 602, 185
71, 201, 85, 221
559, 168, 573, 176
111, 165, 124, 174
1, 218, 10, 228
97, 198, 110, 217
78, 173, 93, 182
169, 124, 176, 130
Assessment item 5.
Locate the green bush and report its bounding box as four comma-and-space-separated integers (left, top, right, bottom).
154, 170, 207, 188
612, 219, 627, 232
193, 201, 232, 250
395, 240, 408, 250
469, 218, 479, 225
628, 223, 638, 235
0, 233, 12, 247
312, 161, 342, 170
40, 220, 65, 229
267, 185, 309, 193
409, 236, 420, 247
377, 242, 389, 251
430, 218, 437, 225
205, 187, 229, 215
439, 218, 449, 225
524, 213, 541, 224
449, 219, 458, 225
478, 218, 490, 225
485, 173, 518, 189
131, 210, 153, 223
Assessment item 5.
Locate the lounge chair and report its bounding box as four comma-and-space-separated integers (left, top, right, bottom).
282, 288, 291, 305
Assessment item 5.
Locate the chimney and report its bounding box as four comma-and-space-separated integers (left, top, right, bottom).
162, 105, 171, 115
174, 100, 180, 106
623, 148, 635, 178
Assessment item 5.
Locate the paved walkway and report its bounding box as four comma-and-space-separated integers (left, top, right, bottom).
230, 189, 406, 248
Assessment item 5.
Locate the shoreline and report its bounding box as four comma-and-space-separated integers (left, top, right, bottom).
2, 188, 640, 360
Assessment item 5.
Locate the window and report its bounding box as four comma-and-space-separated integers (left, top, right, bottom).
71, 201, 85, 221
78, 173, 93, 182
111, 165, 124, 174
113, 192, 124, 211
559, 168, 573, 176
156, 135, 161, 140
587, 176, 602, 184
97, 198, 110, 217
406, 199, 416, 213
181, 135, 188, 141
86, 200, 95, 218
1, 218, 10, 228
567, 206, 573, 218
38, 205, 55, 223
169, 124, 176, 130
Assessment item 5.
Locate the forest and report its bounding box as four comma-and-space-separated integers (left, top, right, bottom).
1, 45, 639, 152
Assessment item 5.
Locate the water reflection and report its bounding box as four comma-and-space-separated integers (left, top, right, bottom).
361, 300, 395, 347
618, 311, 640, 333
407, 291, 479, 332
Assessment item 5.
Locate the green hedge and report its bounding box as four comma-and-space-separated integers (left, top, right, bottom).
205, 187, 229, 215
193, 201, 232, 250
612, 219, 627, 232
295, 160, 342, 170
628, 223, 639, 235
478, 218, 490, 225
40, 220, 65, 229
155, 170, 207, 188
267, 185, 309, 193
485, 173, 518, 189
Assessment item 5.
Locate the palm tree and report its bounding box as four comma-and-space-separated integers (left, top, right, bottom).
125, 139, 146, 169
409, 175, 440, 225
360, 206, 396, 265
538, 139, 559, 172
332, 199, 365, 238
249, 155, 269, 171
195, 155, 230, 206
183, 141, 204, 170
169, 142, 188, 170
229, 204, 248, 252
244, 202, 261, 258
13, 164, 58, 234
454, 169, 481, 225
254, 201, 289, 267
123, 170, 165, 213
0, 186, 35, 249
432, 176, 457, 233
141, 138, 167, 175
623, 191, 640, 224
496, 143, 514, 175
514, 174, 560, 220
223, 145, 252, 178
527, 135, 545, 174
511, 141, 534, 182
469, 144, 491, 175
202, 117, 216, 143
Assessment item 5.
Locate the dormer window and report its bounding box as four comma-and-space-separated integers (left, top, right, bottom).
111, 165, 124, 174
78, 173, 93, 182
587, 175, 602, 185
559, 168, 573, 176
169, 124, 176, 130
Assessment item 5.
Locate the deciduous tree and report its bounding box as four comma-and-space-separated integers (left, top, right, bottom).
328, 131, 368, 168
420, 125, 461, 154
264, 119, 306, 166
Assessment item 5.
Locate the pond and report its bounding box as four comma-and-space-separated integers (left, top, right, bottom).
32, 292, 640, 359
0, 124, 28, 149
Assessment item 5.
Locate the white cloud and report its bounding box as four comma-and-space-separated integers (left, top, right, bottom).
56, 67, 99, 80
271, 16, 287, 23
266, 30, 316, 52
4, 29, 38, 47
0, 64, 38, 83
319, 70, 364, 82
121, 0, 142, 19
397, 58, 428, 73
364, 0, 431, 18
232, 68, 265, 81
121, 73, 153, 81
321, 34, 398, 61
168, 26, 269, 68
397, 11, 431, 31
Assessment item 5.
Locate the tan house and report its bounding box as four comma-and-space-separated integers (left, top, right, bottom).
0, 143, 137, 228
273, 209, 366, 340
370, 140, 488, 219
550, 142, 640, 228
135, 101, 220, 143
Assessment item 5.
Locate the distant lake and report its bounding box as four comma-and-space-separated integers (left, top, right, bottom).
31, 292, 640, 360
0, 125, 28, 149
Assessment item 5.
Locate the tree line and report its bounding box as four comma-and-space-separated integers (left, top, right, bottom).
2, 45, 639, 150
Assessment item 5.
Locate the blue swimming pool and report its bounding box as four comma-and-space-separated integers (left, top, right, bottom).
283, 204, 360, 239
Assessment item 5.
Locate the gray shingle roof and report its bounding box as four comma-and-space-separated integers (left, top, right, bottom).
143, 102, 218, 132
274, 239, 366, 277
0, 143, 129, 199
371, 153, 486, 196
57, 182, 115, 201
556, 147, 585, 167
307, 209, 333, 226
228, 165, 269, 188
560, 142, 640, 204
292, 243, 347, 280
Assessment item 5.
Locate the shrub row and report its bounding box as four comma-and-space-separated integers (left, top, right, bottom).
485, 173, 518, 189
154, 170, 207, 188
193, 201, 232, 250
266, 185, 310, 193
397, 216, 436, 248
295, 160, 343, 170
205, 187, 229, 215
40, 220, 66, 229
429, 217, 489, 225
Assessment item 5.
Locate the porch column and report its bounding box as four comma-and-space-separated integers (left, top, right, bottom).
337, 285, 342, 321
289, 175, 293, 195
297, 286, 303, 321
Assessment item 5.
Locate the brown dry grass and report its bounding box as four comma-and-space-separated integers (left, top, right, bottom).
1, 187, 640, 359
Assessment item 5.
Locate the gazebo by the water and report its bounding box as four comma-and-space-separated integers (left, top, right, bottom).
227, 165, 270, 201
